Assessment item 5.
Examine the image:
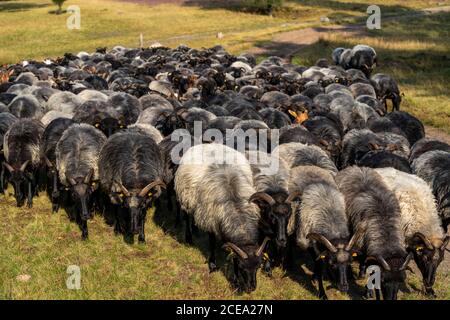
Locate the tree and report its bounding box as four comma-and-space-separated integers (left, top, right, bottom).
52, 0, 66, 14
252, 0, 284, 15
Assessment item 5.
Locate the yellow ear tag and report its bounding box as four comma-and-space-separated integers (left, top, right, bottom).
95, 123, 100, 128
320, 255, 326, 260
65, 187, 69, 191
148, 192, 153, 197
416, 246, 424, 252
263, 252, 270, 261
118, 193, 124, 198
120, 125, 124, 129
91, 182, 96, 187
352, 252, 358, 257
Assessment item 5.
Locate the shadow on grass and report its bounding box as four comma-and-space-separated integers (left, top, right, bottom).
48, 9, 68, 15
0, 1, 49, 12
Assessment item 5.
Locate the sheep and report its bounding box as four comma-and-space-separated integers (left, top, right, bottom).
174, 143, 269, 293
336, 166, 413, 300
371, 73, 401, 112
288, 165, 362, 299
56, 123, 107, 239
41, 117, 75, 212
409, 138, 450, 163
357, 151, 411, 173
279, 125, 320, 146
99, 132, 165, 243
302, 113, 343, 166
106, 92, 142, 126
386, 111, 425, 146
8, 94, 44, 119
259, 108, 291, 129
3, 119, 44, 207
72, 100, 122, 137
349, 83, 377, 99
356, 95, 386, 116
139, 93, 174, 111
0, 112, 18, 192
412, 150, 450, 232
206, 116, 241, 137
46, 91, 82, 114
245, 150, 293, 267
126, 123, 163, 144
375, 168, 449, 297
40, 111, 73, 127
341, 129, 384, 168
273, 142, 338, 174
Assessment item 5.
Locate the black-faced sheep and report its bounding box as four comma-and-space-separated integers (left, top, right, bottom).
376, 168, 449, 297
56, 123, 107, 239
174, 144, 269, 293
99, 132, 165, 243
3, 119, 44, 207
336, 166, 412, 300
288, 165, 362, 299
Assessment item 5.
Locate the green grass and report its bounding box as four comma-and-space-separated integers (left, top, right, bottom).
1, 186, 449, 300
0, 0, 446, 64
290, 11, 450, 134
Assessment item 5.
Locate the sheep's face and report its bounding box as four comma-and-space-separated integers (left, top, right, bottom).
321, 247, 353, 292
233, 249, 261, 294
9, 170, 28, 207
412, 236, 449, 296
380, 267, 406, 300
250, 192, 291, 248
94, 117, 123, 137
68, 176, 97, 220
3, 162, 30, 207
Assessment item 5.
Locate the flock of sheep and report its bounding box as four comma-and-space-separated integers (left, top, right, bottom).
0, 43, 449, 300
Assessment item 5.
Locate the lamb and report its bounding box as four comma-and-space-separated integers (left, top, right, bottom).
56, 123, 107, 239
336, 166, 413, 300
99, 132, 165, 243
375, 168, 449, 297
174, 144, 269, 293
3, 119, 44, 207
288, 165, 362, 299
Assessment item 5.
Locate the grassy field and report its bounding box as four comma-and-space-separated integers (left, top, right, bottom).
0, 0, 450, 300
0, 0, 445, 64
1, 186, 450, 300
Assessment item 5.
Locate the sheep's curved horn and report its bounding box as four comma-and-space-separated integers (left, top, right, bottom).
138, 179, 166, 198
117, 180, 131, 197
256, 237, 270, 257
400, 252, 414, 271
19, 160, 30, 172
3, 162, 14, 173
249, 192, 275, 206
413, 232, 434, 250
83, 168, 94, 184
345, 227, 365, 251
286, 191, 302, 204
365, 256, 391, 271
440, 236, 450, 252
68, 177, 77, 186
43, 156, 53, 168
307, 233, 338, 253
223, 242, 248, 260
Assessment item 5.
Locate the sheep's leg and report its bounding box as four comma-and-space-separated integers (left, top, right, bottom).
51, 173, 60, 213
375, 288, 381, 300
208, 233, 218, 272
0, 165, 5, 194
392, 93, 401, 111
358, 257, 366, 279
315, 259, 328, 300
138, 216, 146, 244
184, 211, 193, 245
27, 181, 33, 208
175, 203, 181, 227
81, 220, 88, 240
